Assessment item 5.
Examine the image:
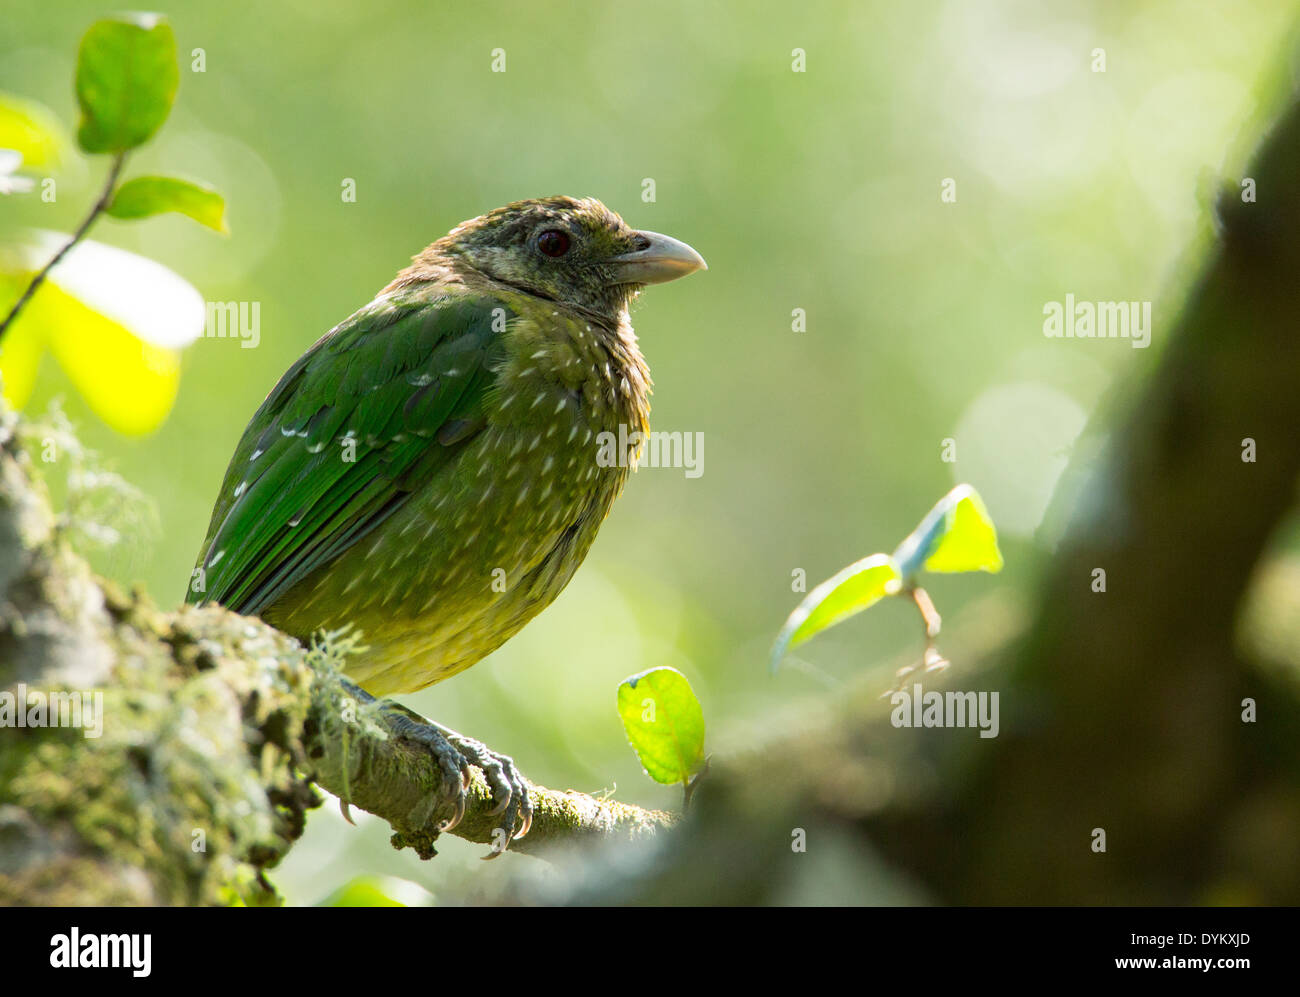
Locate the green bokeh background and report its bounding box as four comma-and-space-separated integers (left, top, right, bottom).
4, 0, 1296, 903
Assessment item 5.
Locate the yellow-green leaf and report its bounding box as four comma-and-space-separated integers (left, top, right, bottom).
0, 231, 203, 434
770, 553, 901, 673
15, 230, 205, 349
921, 486, 1004, 574
317, 875, 434, 907
617, 667, 706, 786
76, 14, 178, 154
43, 287, 181, 435
0, 274, 45, 409
108, 175, 228, 232
892, 484, 1003, 579
0, 93, 65, 169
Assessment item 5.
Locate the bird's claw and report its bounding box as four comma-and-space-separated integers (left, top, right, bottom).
338, 680, 532, 855
444, 730, 533, 856
389, 714, 532, 855
426, 725, 473, 831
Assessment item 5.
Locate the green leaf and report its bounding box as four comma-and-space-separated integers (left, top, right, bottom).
891, 483, 1004, 581
617, 667, 706, 786
769, 553, 901, 673
108, 176, 228, 232
75, 14, 178, 154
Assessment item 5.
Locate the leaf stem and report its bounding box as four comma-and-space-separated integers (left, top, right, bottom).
909, 586, 942, 639
683, 758, 710, 810
0, 152, 126, 344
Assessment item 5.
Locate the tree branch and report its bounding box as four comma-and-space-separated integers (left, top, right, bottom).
0, 405, 673, 905
294, 654, 676, 860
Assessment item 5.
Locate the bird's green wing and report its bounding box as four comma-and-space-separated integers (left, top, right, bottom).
187, 288, 509, 616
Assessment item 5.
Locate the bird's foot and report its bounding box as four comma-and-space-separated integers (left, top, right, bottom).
340, 681, 532, 856
412, 720, 534, 857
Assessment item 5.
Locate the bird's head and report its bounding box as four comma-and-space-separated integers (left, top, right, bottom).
424, 196, 706, 324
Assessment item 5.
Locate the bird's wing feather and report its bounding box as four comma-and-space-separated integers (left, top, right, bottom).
187, 289, 508, 615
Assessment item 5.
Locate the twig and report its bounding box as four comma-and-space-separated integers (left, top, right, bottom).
0, 152, 126, 342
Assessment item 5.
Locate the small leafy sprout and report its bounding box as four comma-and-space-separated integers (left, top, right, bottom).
0, 13, 226, 434
770, 483, 1003, 677
617, 666, 707, 806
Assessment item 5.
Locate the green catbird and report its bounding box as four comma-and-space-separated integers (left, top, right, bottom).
187, 196, 706, 845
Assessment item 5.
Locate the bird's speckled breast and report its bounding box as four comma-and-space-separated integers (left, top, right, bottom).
270, 303, 650, 696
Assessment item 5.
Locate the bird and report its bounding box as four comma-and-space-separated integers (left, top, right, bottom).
186, 195, 706, 848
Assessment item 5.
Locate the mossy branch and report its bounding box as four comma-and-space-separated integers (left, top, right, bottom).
0, 405, 673, 905
298, 645, 676, 860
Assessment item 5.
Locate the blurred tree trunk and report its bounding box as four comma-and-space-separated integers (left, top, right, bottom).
877, 86, 1300, 904
589, 88, 1300, 906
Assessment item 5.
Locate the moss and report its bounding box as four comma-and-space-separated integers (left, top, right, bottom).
1, 411, 331, 904
1, 594, 331, 903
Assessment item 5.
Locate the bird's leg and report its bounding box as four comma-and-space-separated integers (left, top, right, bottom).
338, 679, 533, 855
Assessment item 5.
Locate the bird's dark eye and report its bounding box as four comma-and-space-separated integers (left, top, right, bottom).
536, 230, 570, 258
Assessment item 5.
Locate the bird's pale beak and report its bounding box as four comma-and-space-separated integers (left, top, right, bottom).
608, 230, 707, 285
